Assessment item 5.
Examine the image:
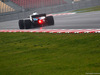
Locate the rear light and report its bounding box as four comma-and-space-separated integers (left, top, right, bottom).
38, 20, 43, 24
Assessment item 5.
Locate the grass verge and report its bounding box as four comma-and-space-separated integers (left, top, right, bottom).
73, 5, 100, 13
0, 33, 100, 75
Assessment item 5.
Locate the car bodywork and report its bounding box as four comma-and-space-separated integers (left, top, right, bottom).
18, 13, 54, 29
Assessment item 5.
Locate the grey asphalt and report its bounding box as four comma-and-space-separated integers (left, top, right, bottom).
0, 11, 100, 29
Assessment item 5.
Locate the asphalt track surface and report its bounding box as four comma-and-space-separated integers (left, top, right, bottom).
0, 11, 100, 30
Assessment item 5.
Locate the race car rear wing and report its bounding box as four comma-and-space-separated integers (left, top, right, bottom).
32, 14, 46, 18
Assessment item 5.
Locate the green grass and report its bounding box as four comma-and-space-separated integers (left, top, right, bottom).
0, 33, 100, 75
73, 5, 100, 13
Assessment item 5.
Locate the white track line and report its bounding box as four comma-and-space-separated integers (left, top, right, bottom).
47, 12, 76, 16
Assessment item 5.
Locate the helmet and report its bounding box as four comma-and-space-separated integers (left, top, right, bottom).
32, 12, 38, 15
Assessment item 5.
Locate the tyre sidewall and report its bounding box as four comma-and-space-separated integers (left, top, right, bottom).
24, 20, 32, 29
46, 16, 54, 25
19, 20, 24, 29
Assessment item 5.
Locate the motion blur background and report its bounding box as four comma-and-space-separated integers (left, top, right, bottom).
0, 0, 100, 22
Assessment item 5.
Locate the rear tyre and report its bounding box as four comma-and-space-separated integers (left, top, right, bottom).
46, 16, 54, 25
19, 20, 24, 29
24, 20, 32, 29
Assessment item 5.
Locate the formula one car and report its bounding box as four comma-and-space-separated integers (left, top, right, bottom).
18, 12, 54, 29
